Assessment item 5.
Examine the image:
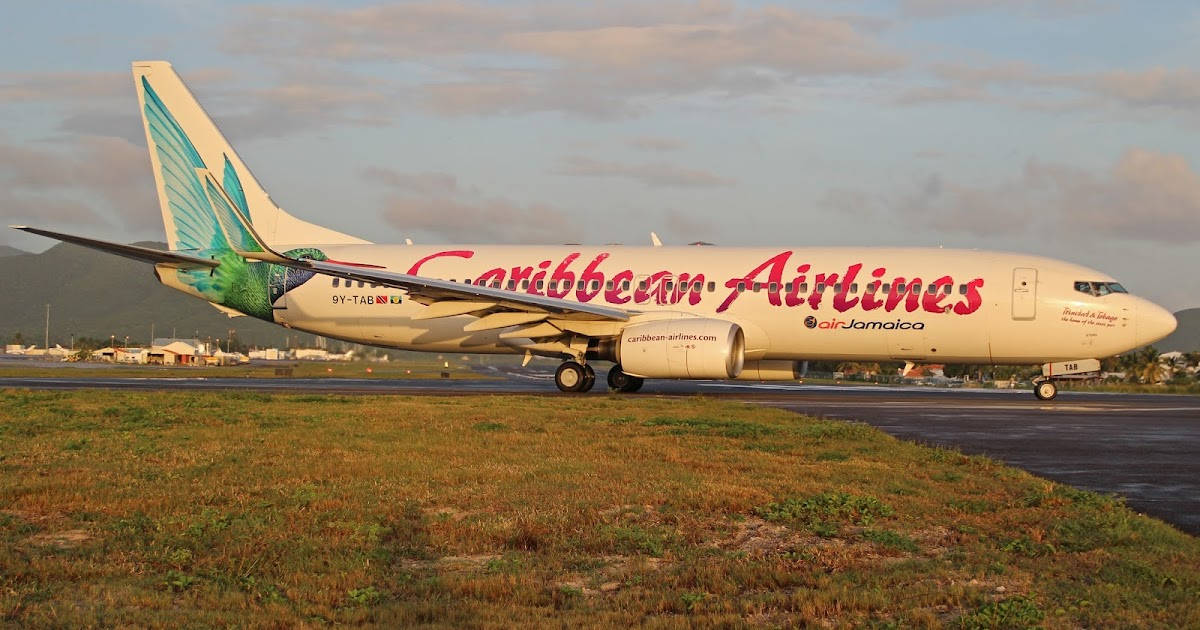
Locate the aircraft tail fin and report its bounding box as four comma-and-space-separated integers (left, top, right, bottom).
132, 61, 368, 252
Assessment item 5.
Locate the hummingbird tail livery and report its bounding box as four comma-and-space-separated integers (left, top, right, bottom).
11, 61, 1179, 400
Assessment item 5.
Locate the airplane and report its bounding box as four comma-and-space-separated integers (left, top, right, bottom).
12, 61, 1178, 400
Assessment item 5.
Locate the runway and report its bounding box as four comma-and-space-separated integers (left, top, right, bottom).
3, 366, 1198, 536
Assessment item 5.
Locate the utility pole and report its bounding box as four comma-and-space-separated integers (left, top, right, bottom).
44, 303, 50, 350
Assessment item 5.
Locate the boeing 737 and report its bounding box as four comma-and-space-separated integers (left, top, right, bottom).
12, 61, 1179, 399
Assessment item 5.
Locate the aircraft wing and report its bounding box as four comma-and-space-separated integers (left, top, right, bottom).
264, 254, 631, 322
10, 226, 219, 269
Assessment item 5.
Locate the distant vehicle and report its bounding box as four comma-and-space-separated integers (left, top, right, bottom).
13, 62, 1177, 399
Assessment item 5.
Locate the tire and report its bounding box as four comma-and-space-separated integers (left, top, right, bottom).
607, 365, 645, 393
555, 361, 587, 393
581, 364, 596, 392
1034, 380, 1058, 401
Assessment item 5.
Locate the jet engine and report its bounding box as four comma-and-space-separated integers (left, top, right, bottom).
616, 319, 744, 379
735, 360, 802, 381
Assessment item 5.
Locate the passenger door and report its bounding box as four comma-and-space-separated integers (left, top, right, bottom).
1012, 268, 1037, 320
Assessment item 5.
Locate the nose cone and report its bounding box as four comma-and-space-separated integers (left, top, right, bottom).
1136, 301, 1177, 347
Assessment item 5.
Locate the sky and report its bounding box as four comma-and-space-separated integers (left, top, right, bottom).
1, 0, 1199, 310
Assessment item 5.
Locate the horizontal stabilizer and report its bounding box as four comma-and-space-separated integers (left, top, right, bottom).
11, 226, 219, 269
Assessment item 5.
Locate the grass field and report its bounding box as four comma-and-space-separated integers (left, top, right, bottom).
1, 390, 1196, 628
0, 359, 489, 380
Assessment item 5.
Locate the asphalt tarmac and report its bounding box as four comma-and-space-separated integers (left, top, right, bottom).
2, 366, 1197, 535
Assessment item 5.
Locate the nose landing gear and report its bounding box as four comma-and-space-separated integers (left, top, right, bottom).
1033, 379, 1058, 401
555, 361, 596, 393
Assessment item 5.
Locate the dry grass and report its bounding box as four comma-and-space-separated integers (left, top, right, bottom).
0, 390, 1196, 628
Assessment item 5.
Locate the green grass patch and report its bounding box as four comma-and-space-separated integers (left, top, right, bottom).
0, 390, 1196, 627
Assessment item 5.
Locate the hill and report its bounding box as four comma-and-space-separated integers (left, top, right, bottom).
0, 241, 307, 348
1156, 308, 1200, 353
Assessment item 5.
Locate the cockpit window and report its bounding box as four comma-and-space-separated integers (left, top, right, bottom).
1074, 281, 1128, 297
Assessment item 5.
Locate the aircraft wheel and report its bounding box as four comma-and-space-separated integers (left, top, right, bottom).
555, 361, 588, 393
1034, 380, 1058, 401
581, 364, 596, 392
607, 365, 645, 393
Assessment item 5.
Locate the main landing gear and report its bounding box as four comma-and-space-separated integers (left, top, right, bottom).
606, 364, 644, 393
553, 361, 644, 393
554, 361, 595, 393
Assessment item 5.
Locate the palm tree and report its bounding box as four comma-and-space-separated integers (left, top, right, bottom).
1135, 347, 1168, 384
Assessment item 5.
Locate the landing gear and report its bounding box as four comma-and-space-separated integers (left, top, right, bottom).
606, 364, 644, 393
1033, 379, 1058, 401
555, 361, 595, 393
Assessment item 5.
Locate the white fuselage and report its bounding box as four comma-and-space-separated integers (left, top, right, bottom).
243, 244, 1170, 365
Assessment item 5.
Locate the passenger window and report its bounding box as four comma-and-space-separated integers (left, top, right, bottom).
911, 282, 921, 293
769, 282, 778, 293
736, 282, 745, 292
881, 283, 890, 294
785, 281, 793, 293
816, 283, 826, 292
665, 280, 674, 291
707, 281, 716, 292
850, 283, 858, 293
358, 281, 366, 288
834, 283, 842, 293
507, 280, 515, 290
958, 284, 967, 295
799, 283, 808, 293
521, 280, 529, 289
606, 281, 614, 290
895, 282, 905, 293
332, 278, 340, 287
622, 281, 631, 291
639, 280, 648, 291
577, 280, 585, 290
536, 280, 544, 290
753, 282, 762, 292
591, 281, 600, 291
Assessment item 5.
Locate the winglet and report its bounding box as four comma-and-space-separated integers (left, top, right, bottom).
650, 232, 663, 247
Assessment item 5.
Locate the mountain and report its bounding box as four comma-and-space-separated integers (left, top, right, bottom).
0, 241, 309, 348
0, 245, 29, 257
1155, 308, 1200, 353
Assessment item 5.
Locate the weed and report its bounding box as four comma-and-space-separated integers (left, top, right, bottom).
815, 451, 850, 462
755, 492, 894, 527
1000, 536, 1055, 558
644, 416, 778, 438
472, 422, 508, 432
62, 438, 89, 451
347, 586, 383, 606
163, 570, 197, 592
603, 524, 673, 557
680, 592, 705, 610
861, 529, 919, 553
958, 595, 1044, 629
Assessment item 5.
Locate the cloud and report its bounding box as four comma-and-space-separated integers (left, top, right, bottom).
227, 2, 904, 118
628, 136, 686, 152
365, 167, 579, 243
0, 135, 156, 229
892, 148, 1200, 243
899, 63, 1200, 115
899, 0, 1102, 18
555, 156, 735, 188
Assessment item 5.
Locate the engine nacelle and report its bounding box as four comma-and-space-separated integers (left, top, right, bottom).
735, 360, 802, 381
616, 319, 744, 379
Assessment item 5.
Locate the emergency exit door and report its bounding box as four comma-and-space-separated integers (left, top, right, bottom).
1012, 267, 1037, 320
